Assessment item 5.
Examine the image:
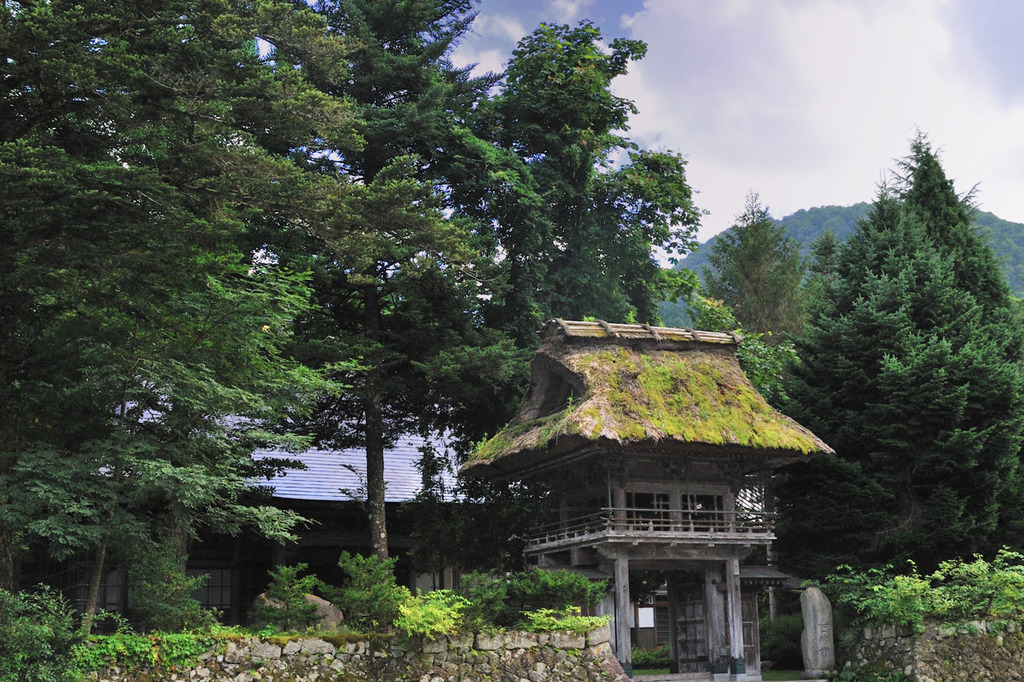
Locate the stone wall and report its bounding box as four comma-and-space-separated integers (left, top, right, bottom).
86, 626, 629, 682
843, 620, 1024, 681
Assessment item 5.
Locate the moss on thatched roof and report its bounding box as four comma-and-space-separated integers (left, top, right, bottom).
462, 320, 832, 478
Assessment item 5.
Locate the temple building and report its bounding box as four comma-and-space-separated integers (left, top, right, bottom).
462, 320, 832, 680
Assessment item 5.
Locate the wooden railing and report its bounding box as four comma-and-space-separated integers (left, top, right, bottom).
526, 507, 775, 551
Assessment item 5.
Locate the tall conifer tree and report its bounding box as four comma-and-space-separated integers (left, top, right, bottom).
778, 135, 1024, 577
703, 192, 805, 339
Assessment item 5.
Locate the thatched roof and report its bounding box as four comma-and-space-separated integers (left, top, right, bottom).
461, 319, 833, 479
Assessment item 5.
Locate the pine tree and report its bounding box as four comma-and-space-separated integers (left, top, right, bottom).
778, 137, 1024, 576
703, 192, 805, 339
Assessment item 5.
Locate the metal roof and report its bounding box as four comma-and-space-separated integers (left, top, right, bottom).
253, 434, 457, 503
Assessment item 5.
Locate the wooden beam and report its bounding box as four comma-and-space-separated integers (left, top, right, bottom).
726, 557, 745, 676
613, 551, 632, 676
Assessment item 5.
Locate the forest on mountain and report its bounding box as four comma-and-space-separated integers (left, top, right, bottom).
675, 202, 1024, 294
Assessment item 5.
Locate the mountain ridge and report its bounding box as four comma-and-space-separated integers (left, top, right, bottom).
675, 203, 1024, 295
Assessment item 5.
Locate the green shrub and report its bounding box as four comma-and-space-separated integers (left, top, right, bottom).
336, 551, 411, 633
929, 549, 1024, 622
824, 549, 1024, 633
457, 568, 607, 629
507, 568, 606, 616
0, 587, 82, 682
73, 628, 213, 672
759, 612, 804, 670
249, 563, 325, 632
394, 590, 469, 638
457, 571, 509, 628
129, 547, 216, 632
631, 644, 670, 669
823, 563, 931, 633
518, 606, 609, 633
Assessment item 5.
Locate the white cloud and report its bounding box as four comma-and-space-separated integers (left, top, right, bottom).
546, 0, 595, 24
616, 0, 1024, 239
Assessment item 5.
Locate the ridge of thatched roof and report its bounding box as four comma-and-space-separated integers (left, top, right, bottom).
462, 319, 833, 478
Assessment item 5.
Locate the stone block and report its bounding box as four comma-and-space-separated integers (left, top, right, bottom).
505, 632, 538, 650
251, 640, 282, 660
300, 638, 336, 655
549, 631, 585, 649
586, 624, 610, 646
422, 636, 447, 654
475, 632, 502, 651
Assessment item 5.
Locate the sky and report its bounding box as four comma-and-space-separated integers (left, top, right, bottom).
451, 0, 1024, 243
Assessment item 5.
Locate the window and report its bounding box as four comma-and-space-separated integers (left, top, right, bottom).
189, 568, 234, 612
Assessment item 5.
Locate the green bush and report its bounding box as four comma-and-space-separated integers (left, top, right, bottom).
457, 571, 510, 628
458, 568, 607, 629
72, 628, 214, 672
518, 606, 609, 633
394, 590, 469, 638
823, 563, 931, 633
0, 587, 82, 682
631, 644, 670, 669
336, 551, 411, 633
249, 563, 326, 632
508, 567, 607, 612
824, 549, 1024, 633
759, 612, 804, 670
129, 547, 216, 632
929, 549, 1024, 622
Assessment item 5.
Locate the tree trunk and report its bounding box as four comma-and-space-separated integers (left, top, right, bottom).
363, 283, 388, 561
81, 535, 108, 633
0, 519, 14, 591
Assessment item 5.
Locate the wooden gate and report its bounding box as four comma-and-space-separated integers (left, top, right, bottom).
675, 595, 708, 673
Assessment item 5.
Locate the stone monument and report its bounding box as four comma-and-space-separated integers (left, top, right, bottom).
799, 586, 834, 680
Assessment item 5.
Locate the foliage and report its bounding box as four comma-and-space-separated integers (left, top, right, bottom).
128, 542, 216, 632
759, 613, 805, 670
631, 644, 671, 669
823, 563, 932, 633
780, 134, 1024, 575
928, 549, 1024, 622
457, 568, 606, 629
0, 0, 350, 611
456, 570, 511, 630
72, 629, 213, 672
822, 549, 1024, 634
506, 568, 607, 615
703, 192, 806, 338
291, 0, 527, 561
833, 670, 911, 682
335, 552, 411, 633
249, 563, 326, 633
394, 590, 470, 639
518, 607, 609, 634
0, 588, 82, 682
485, 21, 702, 328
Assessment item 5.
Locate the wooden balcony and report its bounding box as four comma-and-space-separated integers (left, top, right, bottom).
525, 507, 775, 554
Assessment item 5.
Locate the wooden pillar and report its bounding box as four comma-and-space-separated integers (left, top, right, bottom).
726, 557, 745, 677
614, 551, 632, 676
704, 565, 725, 673
666, 572, 679, 674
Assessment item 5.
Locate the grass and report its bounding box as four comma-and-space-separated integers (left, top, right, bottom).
634, 669, 802, 680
